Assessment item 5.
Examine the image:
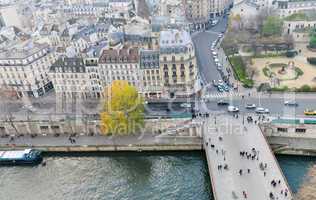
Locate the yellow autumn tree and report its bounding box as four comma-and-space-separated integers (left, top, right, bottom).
100, 80, 145, 135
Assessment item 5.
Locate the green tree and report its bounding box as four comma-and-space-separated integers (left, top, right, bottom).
100, 80, 145, 135
309, 36, 316, 49
262, 16, 283, 37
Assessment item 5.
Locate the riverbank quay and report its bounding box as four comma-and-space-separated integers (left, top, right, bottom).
0, 134, 203, 152
262, 118, 316, 156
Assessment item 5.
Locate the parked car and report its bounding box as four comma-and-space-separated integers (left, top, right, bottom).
245, 104, 256, 109
217, 100, 229, 106
255, 107, 270, 114
228, 106, 239, 113
284, 101, 298, 106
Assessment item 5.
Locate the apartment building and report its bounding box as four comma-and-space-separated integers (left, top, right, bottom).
184, 0, 233, 29
159, 29, 197, 98
0, 42, 56, 98
276, 0, 316, 17
209, 0, 233, 18
139, 49, 162, 98
49, 57, 103, 100
98, 46, 141, 90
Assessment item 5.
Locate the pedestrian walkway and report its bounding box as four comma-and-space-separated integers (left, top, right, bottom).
203, 115, 293, 200
203, 91, 242, 99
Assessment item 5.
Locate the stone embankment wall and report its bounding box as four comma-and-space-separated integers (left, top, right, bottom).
261, 122, 316, 156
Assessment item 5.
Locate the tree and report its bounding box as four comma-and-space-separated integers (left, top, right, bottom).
262, 16, 283, 37
309, 36, 316, 49
100, 80, 145, 135
283, 34, 294, 49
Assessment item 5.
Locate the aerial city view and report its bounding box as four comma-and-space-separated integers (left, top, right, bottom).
1, 0, 316, 199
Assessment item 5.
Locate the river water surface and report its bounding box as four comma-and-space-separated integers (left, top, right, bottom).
0, 152, 315, 200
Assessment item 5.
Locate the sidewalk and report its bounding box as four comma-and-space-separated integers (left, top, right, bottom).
0, 134, 202, 151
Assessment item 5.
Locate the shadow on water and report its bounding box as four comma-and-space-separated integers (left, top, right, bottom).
277, 155, 316, 193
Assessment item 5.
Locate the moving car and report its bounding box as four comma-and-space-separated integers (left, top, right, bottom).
228, 106, 239, 113
255, 107, 270, 114
217, 100, 229, 106
304, 109, 316, 116
245, 104, 256, 109
284, 101, 298, 106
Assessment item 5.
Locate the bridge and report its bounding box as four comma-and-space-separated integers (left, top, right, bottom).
203, 114, 293, 200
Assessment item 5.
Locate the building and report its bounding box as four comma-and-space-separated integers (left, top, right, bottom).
108, 0, 134, 13
275, 0, 316, 17
139, 49, 162, 98
0, 42, 56, 98
283, 12, 316, 42
209, 0, 233, 18
184, 0, 209, 29
0, 5, 23, 29
184, 0, 233, 29
98, 46, 141, 90
159, 29, 197, 98
49, 57, 103, 100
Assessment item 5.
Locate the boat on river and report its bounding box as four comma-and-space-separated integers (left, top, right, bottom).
0, 149, 42, 166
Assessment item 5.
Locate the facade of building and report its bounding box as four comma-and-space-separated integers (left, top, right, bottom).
159, 29, 197, 98
98, 46, 141, 90
0, 42, 56, 98
183, 0, 233, 29
276, 0, 316, 17
139, 49, 162, 98
209, 0, 233, 18
49, 57, 103, 100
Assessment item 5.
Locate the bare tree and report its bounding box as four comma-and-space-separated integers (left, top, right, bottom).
283, 34, 294, 50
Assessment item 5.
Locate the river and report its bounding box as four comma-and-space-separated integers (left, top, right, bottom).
0, 152, 315, 200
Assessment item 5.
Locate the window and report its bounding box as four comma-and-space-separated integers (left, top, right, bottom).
295, 128, 306, 133
277, 128, 288, 132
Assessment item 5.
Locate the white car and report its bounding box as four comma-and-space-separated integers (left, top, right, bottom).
180, 103, 191, 108
22, 105, 36, 112
214, 58, 219, 62
255, 107, 269, 114
228, 106, 239, 113
212, 51, 218, 56
218, 33, 223, 38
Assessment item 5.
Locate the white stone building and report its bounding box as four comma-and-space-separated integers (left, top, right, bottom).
98, 46, 141, 90
0, 42, 56, 98
275, 0, 316, 17
159, 29, 197, 98
49, 57, 103, 99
